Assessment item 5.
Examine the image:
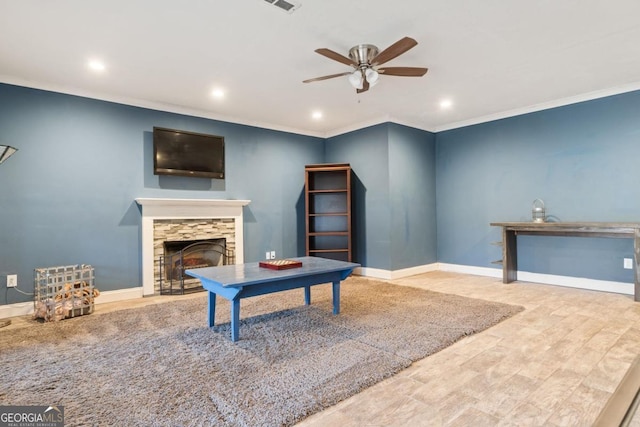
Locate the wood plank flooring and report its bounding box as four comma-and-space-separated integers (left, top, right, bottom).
297, 271, 640, 426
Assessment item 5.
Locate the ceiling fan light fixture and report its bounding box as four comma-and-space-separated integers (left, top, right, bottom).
365, 68, 379, 86
348, 70, 363, 89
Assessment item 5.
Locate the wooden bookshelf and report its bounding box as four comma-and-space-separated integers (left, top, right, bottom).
305, 163, 352, 262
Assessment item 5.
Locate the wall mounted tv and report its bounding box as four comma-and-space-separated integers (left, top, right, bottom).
153, 127, 225, 179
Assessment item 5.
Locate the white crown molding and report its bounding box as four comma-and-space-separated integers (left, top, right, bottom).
323, 115, 392, 139
434, 81, 640, 133
0, 75, 326, 139
3, 75, 640, 141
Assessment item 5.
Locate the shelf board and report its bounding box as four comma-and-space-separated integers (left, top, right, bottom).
308, 189, 348, 194
308, 231, 349, 236
309, 248, 349, 253
308, 212, 348, 217
305, 163, 350, 172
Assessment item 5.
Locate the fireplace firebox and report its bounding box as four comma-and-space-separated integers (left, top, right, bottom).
159, 239, 234, 295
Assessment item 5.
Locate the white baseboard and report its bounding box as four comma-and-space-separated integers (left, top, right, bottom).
0, 301, 34, 319
438, 263, 503, 279
438, 263, 634, 296
517, 271, 633, 295
356, 266, 391, 280
0, 287, 144, 319
95, 287, 144, 304
357, 263, 439, 280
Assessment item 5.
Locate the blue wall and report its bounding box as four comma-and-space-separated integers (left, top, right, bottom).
325, 123, 437, 271
325, 124, 391, 269
2, 81, 639, 306
389, 124, 437, 270
436, 90, 640, 282
0, 83, 323, 304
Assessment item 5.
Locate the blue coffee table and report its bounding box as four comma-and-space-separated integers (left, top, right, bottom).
186, 256, 360, 341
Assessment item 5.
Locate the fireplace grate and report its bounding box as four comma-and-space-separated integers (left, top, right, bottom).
159, 240, 234, 295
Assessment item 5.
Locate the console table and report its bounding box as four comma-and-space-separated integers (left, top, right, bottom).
490, 222, 640, 301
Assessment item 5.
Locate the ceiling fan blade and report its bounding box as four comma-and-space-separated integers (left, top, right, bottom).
378, 67, 428, 77
371, 37, 418, 66
356, 79, 370, 94
303, 71, 352, 83
315, 48, 357, 67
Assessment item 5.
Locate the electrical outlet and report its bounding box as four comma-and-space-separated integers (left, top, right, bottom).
624, 258, 633, 269
270, 251, 276, 259
7, 274, 17, 288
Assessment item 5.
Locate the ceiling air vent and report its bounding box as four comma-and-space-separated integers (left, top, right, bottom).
263, 0, 301, 13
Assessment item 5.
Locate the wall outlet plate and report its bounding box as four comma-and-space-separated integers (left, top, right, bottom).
624, 258, 633, 269
265, 251, 271, 260
7, 274, 17, 288
270, 251, 276, 259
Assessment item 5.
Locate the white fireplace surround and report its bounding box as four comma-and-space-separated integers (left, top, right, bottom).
135, 198, 251, 296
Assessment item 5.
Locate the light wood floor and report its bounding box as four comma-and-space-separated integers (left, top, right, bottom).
297, 271, 640, 426
3, 271, 640, 425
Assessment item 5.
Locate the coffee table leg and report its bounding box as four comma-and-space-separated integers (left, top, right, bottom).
208, 292, 216, 327
304, 286, 311, 305
332, 281, 340, 315
231, 298, 240, 342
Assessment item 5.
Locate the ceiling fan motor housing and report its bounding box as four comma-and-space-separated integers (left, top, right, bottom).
349, 44, 379, 69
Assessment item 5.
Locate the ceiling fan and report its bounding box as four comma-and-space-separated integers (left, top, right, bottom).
302, 36, 428, 93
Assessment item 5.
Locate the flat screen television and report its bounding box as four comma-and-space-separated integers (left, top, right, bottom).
153, 127, 225, 179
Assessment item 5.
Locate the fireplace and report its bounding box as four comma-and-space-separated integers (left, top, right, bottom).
160, 238, 234, 295
135, 198, 251, 296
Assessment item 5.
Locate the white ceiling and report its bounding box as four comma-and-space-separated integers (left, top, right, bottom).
1, 1, 640, 137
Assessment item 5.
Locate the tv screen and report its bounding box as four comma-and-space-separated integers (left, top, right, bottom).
153, 127, 225, 179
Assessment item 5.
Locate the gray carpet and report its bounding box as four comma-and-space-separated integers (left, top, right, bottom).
0, 277, 523, 427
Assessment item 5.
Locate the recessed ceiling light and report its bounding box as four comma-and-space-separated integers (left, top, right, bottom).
440, 99, 453, 109
312, 111, 323, 120
211, 88, 225, 99
87, 59, 106, 72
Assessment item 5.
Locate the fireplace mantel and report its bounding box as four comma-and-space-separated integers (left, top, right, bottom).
136, 198, 251, 295
136, 198, 250, 217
